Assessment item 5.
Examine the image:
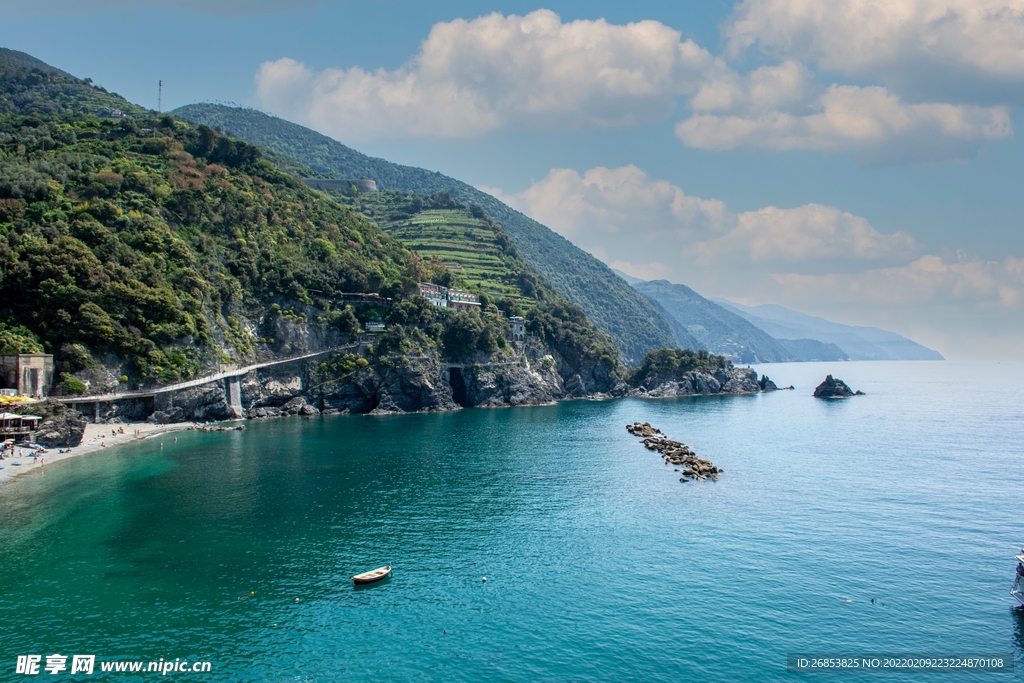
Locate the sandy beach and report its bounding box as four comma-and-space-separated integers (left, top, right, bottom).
0, 420, 197, 487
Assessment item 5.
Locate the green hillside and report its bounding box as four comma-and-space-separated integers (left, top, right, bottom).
172, 103, 681, 363
390, 208, 531, 302
0, 48, 145, 119
0, 49, 619, 391
314, 186, 547, 311
0, 115, 426, 383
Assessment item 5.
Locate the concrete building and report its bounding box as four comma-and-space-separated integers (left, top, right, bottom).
446, 289, 480, 312
418, 283, 448, 307
0, 354, 54, 398
509, 316, 526, 344
417, 282, 481, 312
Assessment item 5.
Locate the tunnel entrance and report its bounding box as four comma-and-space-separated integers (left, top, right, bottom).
448, 367, 470, 407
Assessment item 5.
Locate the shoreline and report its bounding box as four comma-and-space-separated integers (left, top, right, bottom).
0, 370, 782, 490
0, 420, 197, 488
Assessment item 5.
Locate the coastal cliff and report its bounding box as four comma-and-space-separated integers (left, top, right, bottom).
626, 348, 778, 398
80, 342, 781, 426
628, 366, 773, 398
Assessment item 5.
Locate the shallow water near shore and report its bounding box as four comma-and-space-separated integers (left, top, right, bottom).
1, 361, 1022, 681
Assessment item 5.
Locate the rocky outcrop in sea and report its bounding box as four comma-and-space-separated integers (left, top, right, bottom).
813, 375, 864, 398
626, 422, 722, 482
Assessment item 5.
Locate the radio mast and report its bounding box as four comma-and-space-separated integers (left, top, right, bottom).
158, 80, 162, 113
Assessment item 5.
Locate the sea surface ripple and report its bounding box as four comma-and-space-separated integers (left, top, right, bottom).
1, 361, 1022, 681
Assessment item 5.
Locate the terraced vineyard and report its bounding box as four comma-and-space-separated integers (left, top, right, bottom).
317, 187, 544, 311
388, 209, 534, 306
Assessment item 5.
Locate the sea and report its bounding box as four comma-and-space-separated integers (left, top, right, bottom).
1, 361, 1022, 682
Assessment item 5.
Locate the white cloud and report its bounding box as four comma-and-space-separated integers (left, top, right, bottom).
724, 0, 1024, 95
488, 165, 1024, 357
770, 254, 1024, 307
677, 83, 1012, 159
487, 165, 732, 242
491, 165, 917, 266
250, 7, 1019, 157
255, 10, 722, 140
689, 60, 811, 113
705, 204, 919, 263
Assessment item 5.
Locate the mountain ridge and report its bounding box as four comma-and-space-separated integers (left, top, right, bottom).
714, 299, 944, 361
172, 103, 681, 363
630, 279, 795, 363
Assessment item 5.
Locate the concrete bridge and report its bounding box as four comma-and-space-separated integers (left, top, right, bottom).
57, 347, 356, 419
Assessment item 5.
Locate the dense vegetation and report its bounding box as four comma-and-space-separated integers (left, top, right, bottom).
0, 110, 436, 382
0, 50, 621, 393
0, 321, 43, 354
626, 348, 730, 390
0, 48, 144, 119
173, 104, 682, 363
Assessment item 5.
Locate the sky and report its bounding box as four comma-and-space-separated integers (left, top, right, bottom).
1, 0, 1022, 359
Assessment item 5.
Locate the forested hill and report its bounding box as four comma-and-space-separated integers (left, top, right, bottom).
0, 49, 620, 394
173, 103, 680, 363
0, 47, 144, 118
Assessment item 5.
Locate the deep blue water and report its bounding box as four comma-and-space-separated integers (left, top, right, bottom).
1, 361, 1022, 681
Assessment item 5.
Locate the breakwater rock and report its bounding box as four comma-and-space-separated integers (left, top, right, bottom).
813, 375, 864, 398
626, 422, 721, 482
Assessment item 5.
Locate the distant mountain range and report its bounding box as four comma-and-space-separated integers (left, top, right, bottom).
613, 270, 938, 362
631, 280, 795, 363
713, 300, 944, 361
172, 104, 679, 364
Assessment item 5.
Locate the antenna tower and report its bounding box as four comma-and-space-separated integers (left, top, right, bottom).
158, 80, 162, 113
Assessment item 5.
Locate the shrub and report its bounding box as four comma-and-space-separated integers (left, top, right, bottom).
0, 323, 44, 354
60, 372, 86, 395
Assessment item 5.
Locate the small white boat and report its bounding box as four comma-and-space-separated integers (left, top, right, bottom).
1012, 548, 1024, 609
353, 565, 392, 584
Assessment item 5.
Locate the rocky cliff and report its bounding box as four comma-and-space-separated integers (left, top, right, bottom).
629, 366, 776, 398
142, 344, 634, 424
457, 355, 565, 407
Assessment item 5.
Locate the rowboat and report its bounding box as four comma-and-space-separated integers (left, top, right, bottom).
352, 565, 392, 584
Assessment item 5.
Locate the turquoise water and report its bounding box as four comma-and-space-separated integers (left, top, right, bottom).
1, 361, 1022, 681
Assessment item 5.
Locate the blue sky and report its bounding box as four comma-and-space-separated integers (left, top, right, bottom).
2, 0, 1022, 359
